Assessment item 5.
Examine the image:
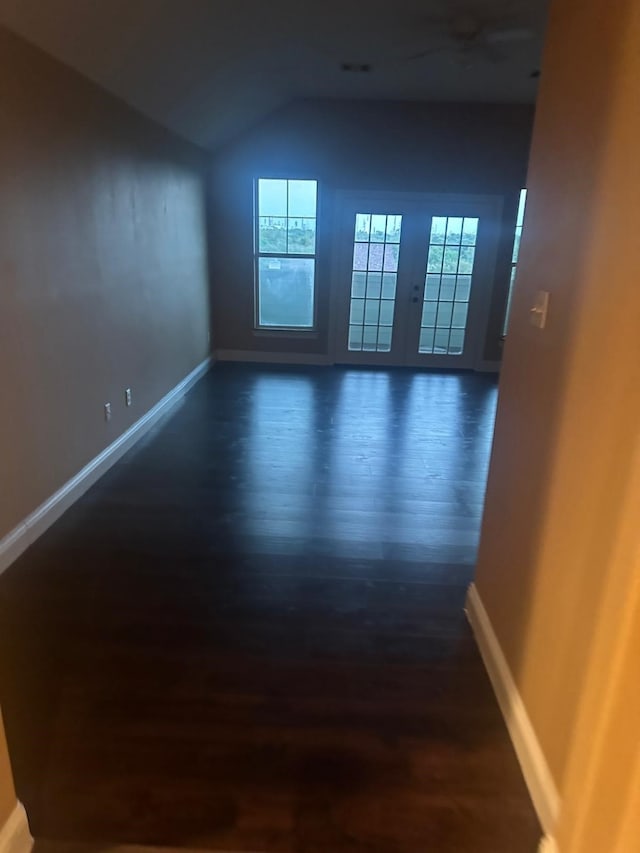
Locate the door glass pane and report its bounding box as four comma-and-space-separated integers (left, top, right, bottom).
363, 325, 378, 351
370, 215, 387, 242
385, 215, 402, 243
349, 325, 363, 349
355, 213, 371, 241
364, 299, 380, 325
458, 245, 475, 274
419, 215, 479, 355
348, 213, 402, 352
436, 302, 453, 328
455, 276, 471, 302
427, 245, 444, 273
353, 243, 369, 271
381, 273, 396, 299
379, 300, 394, 326
368, 243, 384, 271
434, 328, 450, 353
462, 218, 479, 245
443, 246, 460, 273
440, 275, 456, 301
430, 217, 447, 244
421, 301, 437, 327
377, 326, 392, 349
366, 272, 382, 299
350, 298, 364, 324
351, 271, 366, 298
448, 328, 465, 354
383, 244, 400, 272
420, 327, 435, 351
445, 217, 463, 243
425, 274, 441, 301
452, 301, 469, 329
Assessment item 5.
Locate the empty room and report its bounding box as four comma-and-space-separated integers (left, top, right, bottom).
0, 2, 638, 853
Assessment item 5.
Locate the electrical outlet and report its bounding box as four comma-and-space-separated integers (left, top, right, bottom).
104, 402, 112, 422
125, 388, 132, 407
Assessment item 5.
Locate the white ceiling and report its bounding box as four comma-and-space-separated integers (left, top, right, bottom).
0, 0, 549, 150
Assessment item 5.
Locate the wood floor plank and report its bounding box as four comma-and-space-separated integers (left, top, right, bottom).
0, 364, 540, 852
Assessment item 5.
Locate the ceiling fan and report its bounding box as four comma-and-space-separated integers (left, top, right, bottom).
403, 4, 535, 67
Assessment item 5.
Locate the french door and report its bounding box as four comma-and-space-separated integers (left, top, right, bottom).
331, 191, 502, 369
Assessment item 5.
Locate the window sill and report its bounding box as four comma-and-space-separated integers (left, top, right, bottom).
253, 328, 319, 339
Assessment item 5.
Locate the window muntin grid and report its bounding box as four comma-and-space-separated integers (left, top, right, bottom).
419, 216, 479, 355
348, 213, 402, 352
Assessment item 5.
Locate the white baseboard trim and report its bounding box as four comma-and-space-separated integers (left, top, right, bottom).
0, 803, 33, 853
538, 835, 559, 853
217, 349, 499, 372
465, 583, 561, 836
0, 357, 211, 578
215, 349, 332, 366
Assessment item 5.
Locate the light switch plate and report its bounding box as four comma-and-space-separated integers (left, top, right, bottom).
530, 290, 550, 329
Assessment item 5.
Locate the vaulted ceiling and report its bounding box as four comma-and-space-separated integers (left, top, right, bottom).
0, 0, 549, 150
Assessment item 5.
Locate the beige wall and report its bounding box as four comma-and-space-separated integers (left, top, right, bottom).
0, 27, 211, 541
475, 0, 640, 818
0, 710, 16, 828
554, 440, 640, 852
210, 99, 533, 360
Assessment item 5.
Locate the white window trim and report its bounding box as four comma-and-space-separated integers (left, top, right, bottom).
254, 177, 319, 333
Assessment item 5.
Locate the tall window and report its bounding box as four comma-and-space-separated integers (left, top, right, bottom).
255, 178, 318, 329
503, 188, 528, 335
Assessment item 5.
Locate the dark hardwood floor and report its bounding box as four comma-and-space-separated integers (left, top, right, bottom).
0, 364, 540, 852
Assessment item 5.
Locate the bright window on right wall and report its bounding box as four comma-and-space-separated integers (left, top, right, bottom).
503, 188, 528, 335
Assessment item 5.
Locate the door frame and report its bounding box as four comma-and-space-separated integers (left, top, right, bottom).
328, 190, 418, 366
328, 189, 503, 370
